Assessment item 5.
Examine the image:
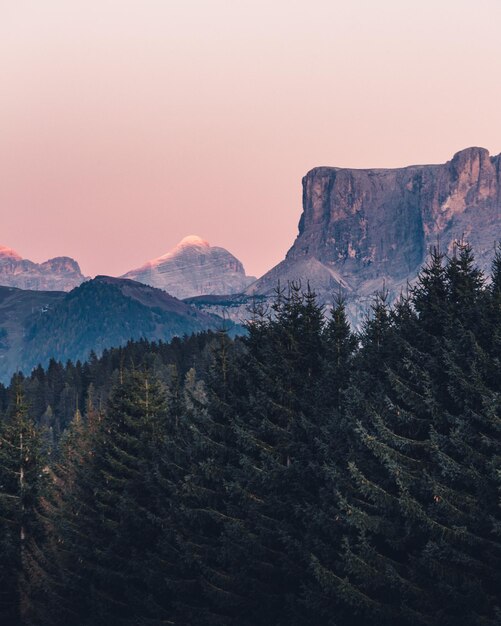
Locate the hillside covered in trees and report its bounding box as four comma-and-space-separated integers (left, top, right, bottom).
0, 276, 241, 385
1, 243, 500, 625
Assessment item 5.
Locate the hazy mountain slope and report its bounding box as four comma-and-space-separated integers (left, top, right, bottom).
0, 277, 237, 383
0, 286, 65, 382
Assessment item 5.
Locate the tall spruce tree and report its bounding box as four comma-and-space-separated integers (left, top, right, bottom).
0, 380, 47, 626
331, 247, 501, 625
155, 331, 246, 625
47, 370, 169, 625
310, 292, 429, 625
303, 296, 358, 624
217, 284, 330, 625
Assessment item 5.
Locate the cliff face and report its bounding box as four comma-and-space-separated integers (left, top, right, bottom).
123, 235, 255, 299
0, 247, 87, 291
249, 147, 501, 302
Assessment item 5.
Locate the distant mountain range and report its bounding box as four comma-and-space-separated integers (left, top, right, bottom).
0, 276, 238, 384
0, 246, 88, 291
2, 145, 501, 379
0, 237, 255, 299
5, 147, 500, 311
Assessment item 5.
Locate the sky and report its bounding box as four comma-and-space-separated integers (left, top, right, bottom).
1, 0, 501, 279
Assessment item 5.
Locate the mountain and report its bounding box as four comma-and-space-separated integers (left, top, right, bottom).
122, 235, 255, 299
0, 276, 238, 383
0, 246, 87, 291
247, 147, 501, 316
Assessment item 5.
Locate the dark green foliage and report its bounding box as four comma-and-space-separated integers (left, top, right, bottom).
328, 245, 501, 626
0, 380, 47, 626
22, 279, 231, 379
226, 285, 330, 624
5, 331, 223, 442
59, 372, 170, 625
2, 247, 501, 625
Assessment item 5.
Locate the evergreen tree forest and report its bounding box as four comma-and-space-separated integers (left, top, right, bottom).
1, 243, 501, 625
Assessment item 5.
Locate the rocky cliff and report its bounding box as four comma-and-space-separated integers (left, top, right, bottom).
123, 235, 255, 299
248, 147, 501, 312
0, 246, 87, 291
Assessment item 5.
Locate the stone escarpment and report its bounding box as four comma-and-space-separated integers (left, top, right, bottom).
248, 147, 501, 312
0, 247, 87, 291
123, 235, 255, 299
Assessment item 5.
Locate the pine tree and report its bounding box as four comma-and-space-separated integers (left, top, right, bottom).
219, 284, 330, 625
331, 249, 501, 625
302, 296, 358, 623
48, 370, 170, 625
309, 291, 427, 625
445, 241, 485, 331
412, 246, 449, 338
415, 246, 501, 623
322, 296, 358, 412
23, 406, 90, 626
0, 380, 47, 625
161, 332, 246, 625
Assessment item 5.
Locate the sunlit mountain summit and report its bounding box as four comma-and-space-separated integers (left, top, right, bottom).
0, 245, 87, 291
122, 235, 255, 299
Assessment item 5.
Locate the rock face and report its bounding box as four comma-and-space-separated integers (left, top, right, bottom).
249, 147, 501, 313
0, 246, 87, 291
123, 235, 255, 299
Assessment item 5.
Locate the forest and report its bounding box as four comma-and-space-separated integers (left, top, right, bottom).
0, 243, 500, 626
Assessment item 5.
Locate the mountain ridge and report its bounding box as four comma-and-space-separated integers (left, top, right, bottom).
0, 246, 88, 291
3, 146, 500, 322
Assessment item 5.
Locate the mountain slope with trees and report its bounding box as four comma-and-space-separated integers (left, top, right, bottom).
0, 276, 240, 384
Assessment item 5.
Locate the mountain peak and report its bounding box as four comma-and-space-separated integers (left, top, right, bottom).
0, 245, 22, 260
451, 146, 490, 161
0, 246, 87, 291
177, 235, 210, 248
122, 237, 255, 299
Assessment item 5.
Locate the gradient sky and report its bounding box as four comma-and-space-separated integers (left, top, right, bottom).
1, 0, 501, 279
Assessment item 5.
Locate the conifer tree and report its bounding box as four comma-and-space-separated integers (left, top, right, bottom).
322, 296, 358, 412
412, 246, 449, 337
49, 370, 169, 625
417, 246, 501, 623
160, 332, 247, 625
0, 380, 47, 625
24, 406, 90, 626
302, 296, 358, 623
219, 284, 330, 625
445, 241, 485, 331
331, 248, 501, 625
308, 291, 426, 625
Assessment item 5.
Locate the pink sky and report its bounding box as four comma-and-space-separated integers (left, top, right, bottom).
1, 0, 501, 279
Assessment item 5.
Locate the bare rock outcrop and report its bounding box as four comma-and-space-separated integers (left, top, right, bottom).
123, 235, 255, 299
0, 246, 87, 291
248, 147, 501, 313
